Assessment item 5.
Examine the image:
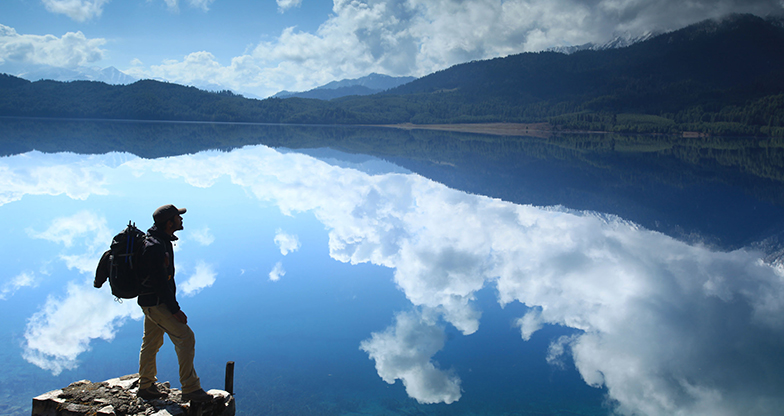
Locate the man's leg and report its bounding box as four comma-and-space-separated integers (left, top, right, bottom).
139, 308, 165, 390
144, 304, 202, 394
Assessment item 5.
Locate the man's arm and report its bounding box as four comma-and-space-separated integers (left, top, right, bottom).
144, 243, 181, 315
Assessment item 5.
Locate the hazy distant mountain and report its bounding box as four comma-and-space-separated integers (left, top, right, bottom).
181, 79, 265, 100
1, 63, 137, 85
94, 67, 137, 84
319, 73, 417, 90
274, 73, 416, 99
274, 85, 380, 100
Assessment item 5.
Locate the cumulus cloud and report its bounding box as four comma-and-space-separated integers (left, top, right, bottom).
360, 309, 461, 404
274, 229, 301, 255
0, 272, 38, 300
269, 261, 285, 281
23, 281, 143, 375
179, 261, 217, 296
277, 0, 302, 12
124, 0, 784, 97
0, 25, 106, 68
190, 226, 215, 246
28, 210, 113, 274
515, 307, 543, 341
41, 0, 110, 22
123, 50, 271, 96
0, 151, 111, 206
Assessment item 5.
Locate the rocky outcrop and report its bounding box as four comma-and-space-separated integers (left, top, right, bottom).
31, 374, 234, 416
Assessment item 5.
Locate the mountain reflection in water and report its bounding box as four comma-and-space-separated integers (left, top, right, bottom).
1, 120, 784, 416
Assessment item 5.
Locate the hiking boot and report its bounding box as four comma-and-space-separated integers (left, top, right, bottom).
182, 388, 213, 403
137, 384, 166, 400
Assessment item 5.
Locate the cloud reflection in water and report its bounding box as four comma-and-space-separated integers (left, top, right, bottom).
5, 144, 784, 415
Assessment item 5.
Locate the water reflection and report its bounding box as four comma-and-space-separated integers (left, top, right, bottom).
4, 117, 783, 250
3, 141, 784, 415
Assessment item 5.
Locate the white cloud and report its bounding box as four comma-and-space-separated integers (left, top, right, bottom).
28, 211, 101, 247
23, 281, 143, 375
545, 334, 577, 369
274, 229, 300, 255
123, 50, 272, 96
163, 0, 177, 11
190, 226, 215, 246
515, 307, 543, 341
360, 309, 462, 404
179, 261, 216, 296
188, 0, 215, 11
0, 25, 106, 68
28, 210, 113, 274
0, 151, 111, 206
269, 261, 285, 281
0, 272, 38, 300
41, 0, 110, 22
277, 0, 302, 12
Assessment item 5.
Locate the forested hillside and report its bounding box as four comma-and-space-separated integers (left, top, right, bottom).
370, 13, 784, 134
1, 14, 783, 136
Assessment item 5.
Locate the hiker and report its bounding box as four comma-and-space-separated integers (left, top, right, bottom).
136, 204, 212, 402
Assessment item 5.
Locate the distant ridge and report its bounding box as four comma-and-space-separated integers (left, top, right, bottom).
274, 73, 416, 100
1, 63, 137, 85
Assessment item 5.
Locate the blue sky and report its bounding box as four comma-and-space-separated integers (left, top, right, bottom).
1, 0, 783, 97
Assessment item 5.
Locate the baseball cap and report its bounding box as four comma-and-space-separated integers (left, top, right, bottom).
153, 204, 187, 225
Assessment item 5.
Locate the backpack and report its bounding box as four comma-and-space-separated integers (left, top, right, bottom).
94, 221, 150, 299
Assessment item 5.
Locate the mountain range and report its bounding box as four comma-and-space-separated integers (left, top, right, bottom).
0, 63, 137, 85
0, 13, 782, 137
0, 61, 415, 101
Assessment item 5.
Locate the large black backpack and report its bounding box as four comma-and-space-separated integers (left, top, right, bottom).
94, 221, 149, 299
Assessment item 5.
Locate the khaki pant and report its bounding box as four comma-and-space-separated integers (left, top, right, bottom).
139, 304, 201, 394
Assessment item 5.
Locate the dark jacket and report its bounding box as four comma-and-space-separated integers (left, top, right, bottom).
137, 224, 180, 314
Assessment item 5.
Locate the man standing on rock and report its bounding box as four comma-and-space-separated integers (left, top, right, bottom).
136, 204, 212, 403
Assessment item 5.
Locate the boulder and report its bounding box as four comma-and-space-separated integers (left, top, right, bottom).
31, 374, 234, 416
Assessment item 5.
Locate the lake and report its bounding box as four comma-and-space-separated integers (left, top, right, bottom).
1, 118, 784, 416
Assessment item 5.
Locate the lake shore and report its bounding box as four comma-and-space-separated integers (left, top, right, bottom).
379, 122, 554, 138
380, 123, 716, 139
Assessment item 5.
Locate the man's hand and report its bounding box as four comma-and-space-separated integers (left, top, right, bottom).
173, 310, 188, 324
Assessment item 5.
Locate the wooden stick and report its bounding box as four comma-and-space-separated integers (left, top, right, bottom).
225, 361, 235, 395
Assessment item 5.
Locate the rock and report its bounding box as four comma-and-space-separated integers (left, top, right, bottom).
31, 374, 234, 416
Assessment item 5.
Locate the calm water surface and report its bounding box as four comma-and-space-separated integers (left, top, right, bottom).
1, 120, 784, 416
